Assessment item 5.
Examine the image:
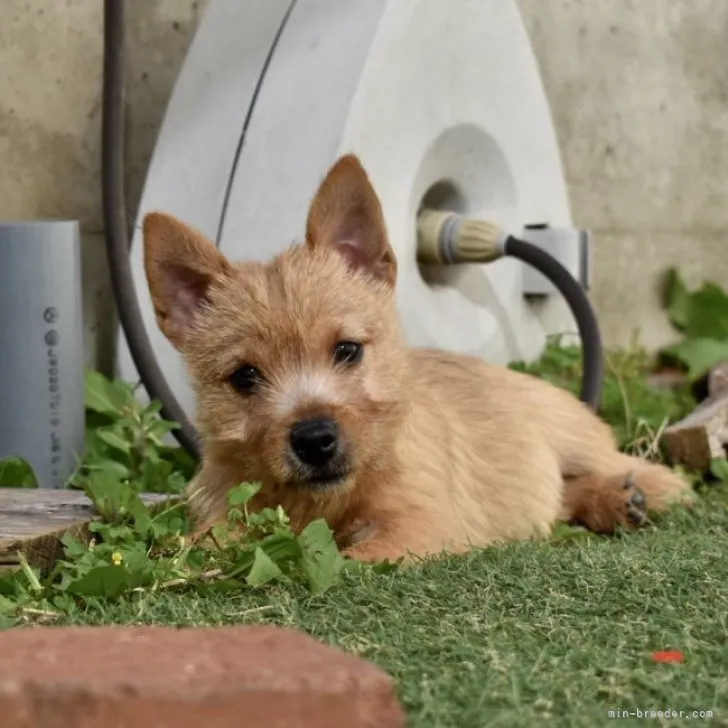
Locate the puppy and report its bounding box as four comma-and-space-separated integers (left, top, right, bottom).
142, 154, 693, 563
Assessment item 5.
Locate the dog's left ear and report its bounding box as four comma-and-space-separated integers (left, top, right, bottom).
305, 154, 397, 286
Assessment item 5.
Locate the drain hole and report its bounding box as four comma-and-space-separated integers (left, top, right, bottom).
419, 179, 468, 215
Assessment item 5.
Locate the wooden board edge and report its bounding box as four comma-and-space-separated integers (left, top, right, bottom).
0, 492, 182, 575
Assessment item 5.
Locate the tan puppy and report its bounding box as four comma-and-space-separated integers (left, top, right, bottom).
142, 154, 693, 563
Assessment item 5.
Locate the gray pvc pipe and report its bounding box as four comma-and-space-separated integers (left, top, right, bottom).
0, 221, 85, 488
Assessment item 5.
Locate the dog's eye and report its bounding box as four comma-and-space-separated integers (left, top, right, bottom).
333, 341, 363, 366
228, 364, 261, 393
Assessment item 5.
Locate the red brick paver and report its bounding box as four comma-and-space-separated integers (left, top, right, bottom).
0, 624, 406, 728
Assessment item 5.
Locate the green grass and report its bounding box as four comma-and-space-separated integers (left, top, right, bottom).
53, 485, 728, 727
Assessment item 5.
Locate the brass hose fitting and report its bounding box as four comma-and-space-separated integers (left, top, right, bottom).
417, 209, 507, 265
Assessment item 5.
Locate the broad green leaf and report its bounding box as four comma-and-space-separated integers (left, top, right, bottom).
663, 268, 690, 332
200, 579, 244, 596
549, 522, 601, 544
145, 419, 180, 445
150, 504, 187, 540
0, 456, 38, 488
163, 472, 188, 495
297, 519, 344, 594
709, 457, 728, 483
116, 545, 157, 574
227, 507, 244, 523
159, 446, 198, 480
85, 459, 131, 480
132, 507, 154, 538
246, 547, 284, 586
0, 614, 18, 629
84, 370, 129, 415
95, 428, 132, 455
88, 522, 135, 542
0, 594, 17, 615
663, 269, 728, 340
142, 400, 164, 417
64, 564, 134, 598
0, 573, 23, 597
60, 532, 88, 558
664, 338, 728, 381
260, 531, 301, 563
248, 507, 288, 532
368, 559, 402, 574
51, 593, 76, 613
82, 471, 151, 525
228, 482, 261, 507
683, 282, 728, 340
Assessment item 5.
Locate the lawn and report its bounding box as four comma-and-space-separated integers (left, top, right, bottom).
56, 486, 728, 728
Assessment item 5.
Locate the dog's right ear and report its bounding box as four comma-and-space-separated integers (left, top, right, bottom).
142, 212, 231, 349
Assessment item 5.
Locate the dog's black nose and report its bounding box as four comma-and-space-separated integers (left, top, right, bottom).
289, 418, 339, 468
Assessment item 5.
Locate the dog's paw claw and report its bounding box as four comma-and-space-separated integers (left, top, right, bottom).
627, 503, 647, 525
622, 471, 637, 490
623, 477, 648, 526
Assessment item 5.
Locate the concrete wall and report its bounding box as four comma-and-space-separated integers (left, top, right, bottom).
0, 0, 204, 372
1, 0, 726, 372
520, 0, 728, 351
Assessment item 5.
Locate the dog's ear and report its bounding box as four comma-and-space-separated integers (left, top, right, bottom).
305, 154, 397, 286
142, 212, 231, 349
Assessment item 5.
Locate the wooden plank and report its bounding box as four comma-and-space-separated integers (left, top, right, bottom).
0, 489, 177, 575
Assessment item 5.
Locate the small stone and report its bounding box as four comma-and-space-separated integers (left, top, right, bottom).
0, 624, 406, 728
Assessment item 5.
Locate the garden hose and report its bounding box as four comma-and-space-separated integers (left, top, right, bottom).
417, 210, 604, 410
102, 0, 201, 458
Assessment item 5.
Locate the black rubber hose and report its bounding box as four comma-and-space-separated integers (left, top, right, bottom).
102, 0, 201, 459
504, 235, 604, 410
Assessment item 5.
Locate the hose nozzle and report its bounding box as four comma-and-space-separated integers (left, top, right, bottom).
417, 209, 507, 265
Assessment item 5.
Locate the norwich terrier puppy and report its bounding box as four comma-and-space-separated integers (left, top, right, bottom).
142, 154, 692, 563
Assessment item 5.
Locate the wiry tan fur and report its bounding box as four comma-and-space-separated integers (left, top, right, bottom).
142, 154, 694, 563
